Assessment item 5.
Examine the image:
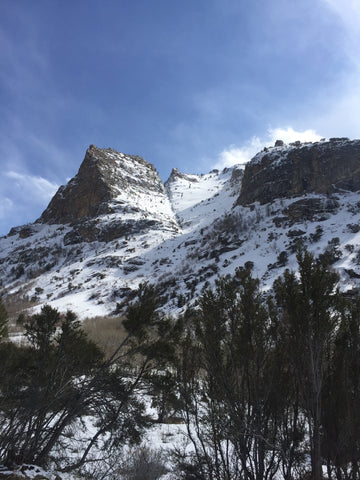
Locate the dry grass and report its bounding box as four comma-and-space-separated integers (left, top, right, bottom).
2, 284, 38, 322
82, 315, 128, 359
2, 285, 39, 338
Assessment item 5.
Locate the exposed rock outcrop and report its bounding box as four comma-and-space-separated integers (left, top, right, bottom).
4, 137, 360, 319
38, 145, 164, 224
237, 138, 360, 205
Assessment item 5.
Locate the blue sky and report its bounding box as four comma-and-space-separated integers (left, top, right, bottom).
1, 0, 360, 235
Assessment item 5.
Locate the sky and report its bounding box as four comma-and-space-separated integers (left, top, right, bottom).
0, 0, 360, 235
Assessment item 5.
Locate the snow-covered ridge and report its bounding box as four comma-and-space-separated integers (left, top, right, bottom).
165, 167, 242, 232
249, 136, 357, 167
0, 147, 243, 317
238, 137, 360, 205
2, 139, 360, 319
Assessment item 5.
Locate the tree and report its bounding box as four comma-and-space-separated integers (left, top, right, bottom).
178, 268, 283, 480
0, 306, 103, 467
0, 284, 178, 474
0, 298, 8, 341
274, 248, 341, 480
321, 299, 360, 480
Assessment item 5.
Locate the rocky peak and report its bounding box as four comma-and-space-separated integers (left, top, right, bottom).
38, 145, 164, 225
237, 138, 360, 205
165, 168, 199, 187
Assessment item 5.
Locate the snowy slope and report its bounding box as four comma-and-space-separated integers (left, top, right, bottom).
2, 140, 360, 319
0, 164, 243, 318
165, 167, 240, 233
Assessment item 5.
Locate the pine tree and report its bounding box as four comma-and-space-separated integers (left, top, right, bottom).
322, 299, 360, 479
0, 298, 8, 341
274, 248, 341, 480
179, 268, 282, 480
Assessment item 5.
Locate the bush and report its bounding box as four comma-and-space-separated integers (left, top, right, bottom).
82, 315, 127, 359
0, 306, 104, 467
277, 250, 288, 267
309, 225, 323, 243
319, 237, 342, 265
0, 299, 8, 341
120, 446, 168, 480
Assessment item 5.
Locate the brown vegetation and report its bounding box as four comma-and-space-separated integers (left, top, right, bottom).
82, 315, 127, 359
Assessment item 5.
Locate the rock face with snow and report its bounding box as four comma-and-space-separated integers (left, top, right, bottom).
38, 145, 179, 244
39, 145, 165, 224
2, 138, 360, 319
237, 138, 360, 205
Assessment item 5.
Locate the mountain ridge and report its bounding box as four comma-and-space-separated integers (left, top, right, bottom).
2, 138, 360, 318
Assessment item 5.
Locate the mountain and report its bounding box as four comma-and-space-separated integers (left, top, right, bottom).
1, 138, 360, 318
238, 137, 360, 204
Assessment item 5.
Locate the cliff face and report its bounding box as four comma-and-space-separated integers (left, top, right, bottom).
38, 145, 164, 224
237, 138, 360, 205
4, 138, 360, 319
35, 145, 179, 244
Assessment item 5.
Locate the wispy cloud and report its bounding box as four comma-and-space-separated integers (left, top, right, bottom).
0, 119, 74, 234
322, 0, 360, 55
0, 198, 14, 220
212, 127, 322, 170
311, 1, 360, 137
267, 128, 322, 144
0, 170, 58, 235
5, 171, 58, 202
0, 14, 48, 95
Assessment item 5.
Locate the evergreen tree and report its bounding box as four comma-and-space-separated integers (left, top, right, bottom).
0, 285, 177, 473
274, 248, 341, 480
0, 306, 103, 466
322, 299, 360, 480
178, 268, 283, 480
0, 298, 8, 341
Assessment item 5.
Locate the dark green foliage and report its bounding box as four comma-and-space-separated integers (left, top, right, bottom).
0, 298, 8, 341
1, 253, 360, 478
274, 248, 342, 480
277, 250, 289, 266
321, 300, 360, 479
0, 306, 104, 467
25, 304, 59, 351
175, 249, 359, 480
177, 293, 186, 308
122, 283, 162, 337
0, 290, 174, 471
309, 225, 323, 243
177, 266, 284, 480
319, 236, 342, 265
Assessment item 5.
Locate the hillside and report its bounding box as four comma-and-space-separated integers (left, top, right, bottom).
1, 138, 360, 318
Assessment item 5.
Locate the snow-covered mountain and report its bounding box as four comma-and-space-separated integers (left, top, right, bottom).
2, 138, 360, 318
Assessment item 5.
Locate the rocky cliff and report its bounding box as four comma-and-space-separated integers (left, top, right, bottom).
3, 138, 360, 319
237, 138, 360, 205
37, 145, 179, 244
38, 145, 166, 224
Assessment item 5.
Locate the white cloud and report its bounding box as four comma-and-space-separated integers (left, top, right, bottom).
0, 130, 69, 234
0, 198, 14, 220
214, 137, 263, 170
0, 171, 59, 234
213, 127, 323, 170
311, 0, 360, 137
6, 171, 58, 201
267, 127, 322, 144
322, 0, 360, 48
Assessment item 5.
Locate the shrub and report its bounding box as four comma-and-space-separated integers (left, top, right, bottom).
82, 315, 127, 359
119, 446, 168, 480
319, 237, 342, 265
0, 298, 8, 341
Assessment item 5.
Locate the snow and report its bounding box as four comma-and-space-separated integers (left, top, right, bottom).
2, 148, 360, 320
3, 147, 360, 477
166, 169, 236, 231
